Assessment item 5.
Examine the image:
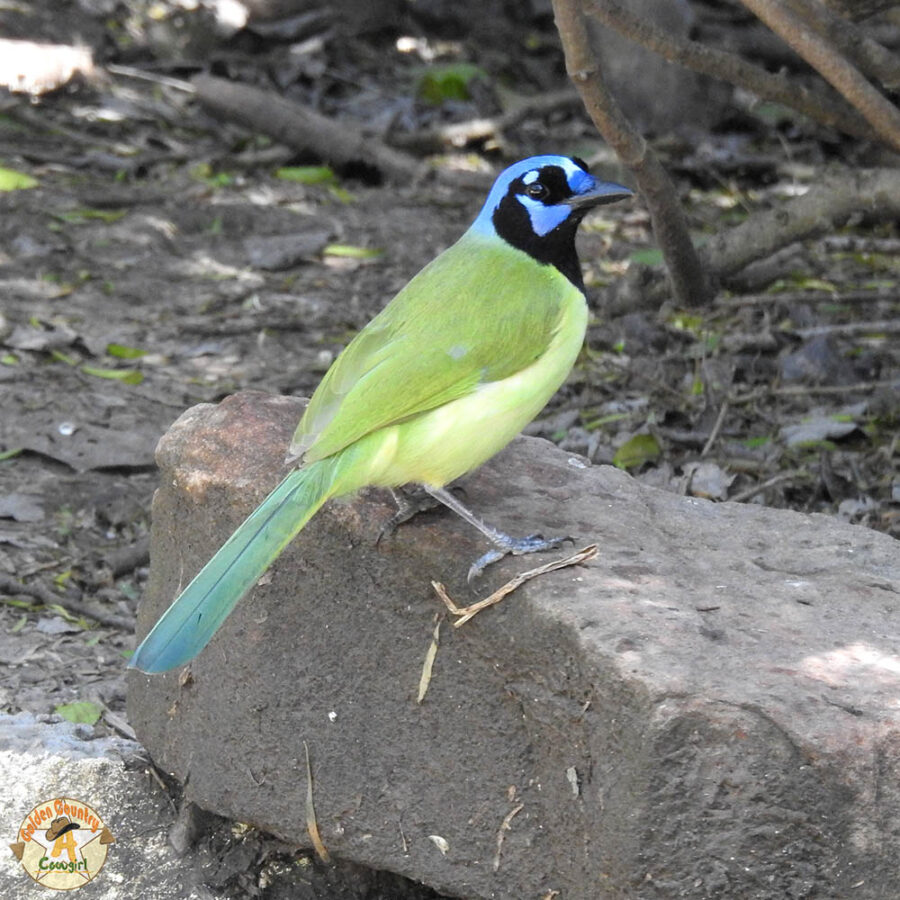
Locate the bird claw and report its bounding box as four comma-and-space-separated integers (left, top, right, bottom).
467, 549, 507, 584
466, 533, 574, 583
374, 517, 397, 548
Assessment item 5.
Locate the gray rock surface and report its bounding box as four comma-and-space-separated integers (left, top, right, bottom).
0, 711, 216, 899
129, 391, 900, 899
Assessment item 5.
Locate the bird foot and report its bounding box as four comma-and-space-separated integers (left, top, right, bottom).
467, 532, 574, 583
376, 487, 441, 546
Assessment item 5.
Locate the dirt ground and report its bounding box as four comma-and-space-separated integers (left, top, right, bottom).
0, 1, 898, 896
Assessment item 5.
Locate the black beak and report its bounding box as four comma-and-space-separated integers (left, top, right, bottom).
566, 181, 633, 212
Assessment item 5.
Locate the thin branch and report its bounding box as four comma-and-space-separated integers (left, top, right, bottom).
581, 0, 878, 143
107, 63, 194, 92
98, 536, 151, 581
701, 401, 730, 458
552, 0, 711, 307
740, 0, 900, 152
731, 470, 807, 503
786, 0, 900, 90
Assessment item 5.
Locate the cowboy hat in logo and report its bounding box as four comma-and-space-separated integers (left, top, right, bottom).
9, 797, 114, 891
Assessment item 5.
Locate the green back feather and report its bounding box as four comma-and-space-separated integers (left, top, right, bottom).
292, 232, 567, 462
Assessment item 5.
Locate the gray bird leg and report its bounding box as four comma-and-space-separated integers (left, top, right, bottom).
376, 487, 440, 546
422, 485, 572, 582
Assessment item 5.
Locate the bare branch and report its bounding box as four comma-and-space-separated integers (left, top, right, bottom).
701, 167, 900, 280
740, 0, 900, 152
192, 74, 422, 183
552, 0, 711, 306
787, 0, 900, 90
582, 0, 878, 143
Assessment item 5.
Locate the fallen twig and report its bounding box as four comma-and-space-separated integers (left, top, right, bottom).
433, 545, 599, 628
102, 709, 137, 741
820, 236, 900, 254
192, 74, 421, 184
106, 63, 194, 92
0, 574, 135, 631
701, 400, 730, 458
702, 167, 900, 281
731, 470, 806, 503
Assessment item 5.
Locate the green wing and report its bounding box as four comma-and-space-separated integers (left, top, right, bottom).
292, 232, 570, 462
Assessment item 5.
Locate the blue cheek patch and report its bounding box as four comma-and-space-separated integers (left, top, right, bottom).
516, 195, 571, 236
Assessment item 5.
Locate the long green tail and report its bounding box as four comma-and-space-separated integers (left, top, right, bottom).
129, 459, 339, 673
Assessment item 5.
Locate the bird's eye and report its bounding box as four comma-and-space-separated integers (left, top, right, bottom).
525, 181, 549, 200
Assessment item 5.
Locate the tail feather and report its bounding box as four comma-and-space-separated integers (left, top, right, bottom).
129, 460, 336, 673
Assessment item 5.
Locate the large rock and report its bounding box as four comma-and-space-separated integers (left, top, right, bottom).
128, 391, 900, 899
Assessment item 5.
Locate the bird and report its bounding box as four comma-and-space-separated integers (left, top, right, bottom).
129, 155, 632, 673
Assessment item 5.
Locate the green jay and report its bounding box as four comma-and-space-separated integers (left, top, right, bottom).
130, 155, 632, 673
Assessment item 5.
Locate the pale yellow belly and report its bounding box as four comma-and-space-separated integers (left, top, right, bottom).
333, 292, 588, 490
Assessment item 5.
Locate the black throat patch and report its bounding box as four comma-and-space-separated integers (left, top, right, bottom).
490, 166, 586, 291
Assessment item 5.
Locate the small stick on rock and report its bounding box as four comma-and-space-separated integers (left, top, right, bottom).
303, 741, 331, 864
493, 803, 525, 872
417, 619, 441, 704
433, 545, 599, 628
